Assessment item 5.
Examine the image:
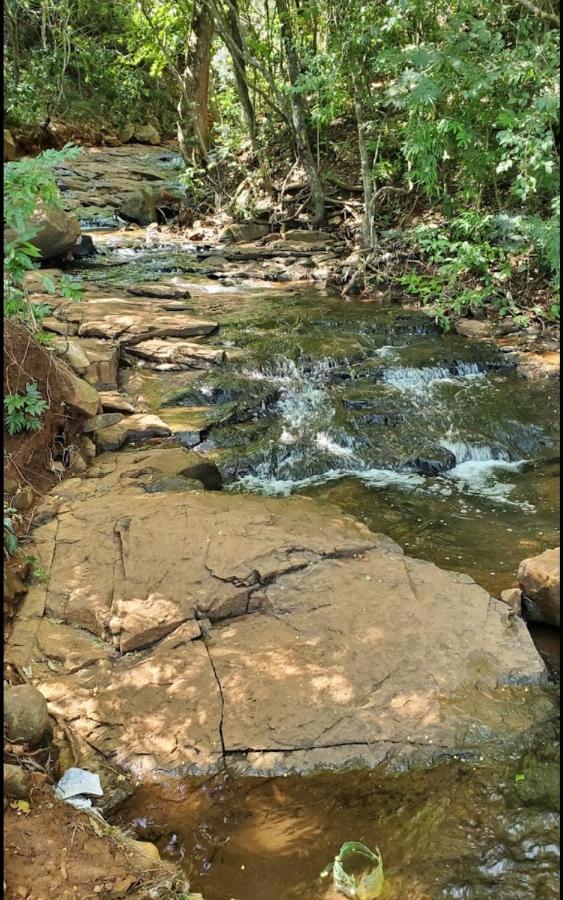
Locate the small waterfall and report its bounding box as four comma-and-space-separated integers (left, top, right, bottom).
381, 362, 486, 392
440, 440, 512, 465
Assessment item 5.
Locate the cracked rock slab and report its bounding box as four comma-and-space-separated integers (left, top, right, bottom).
9, 489, 548, 778
52, 294, 218, 343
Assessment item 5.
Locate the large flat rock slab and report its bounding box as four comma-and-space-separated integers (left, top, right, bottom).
8, 481, 548, 779
48, 294, 218, 343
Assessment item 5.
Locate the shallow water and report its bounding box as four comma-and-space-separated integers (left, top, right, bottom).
76, 239, 560, 900
114, 277, 559, 599
116, 718, 560, 900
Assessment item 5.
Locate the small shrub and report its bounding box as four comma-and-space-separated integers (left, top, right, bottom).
4, 383, 49, 436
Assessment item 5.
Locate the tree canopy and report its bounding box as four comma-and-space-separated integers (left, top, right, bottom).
3, 0, 560, 322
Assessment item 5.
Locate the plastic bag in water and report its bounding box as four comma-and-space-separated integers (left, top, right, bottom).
322, 842, 384, 899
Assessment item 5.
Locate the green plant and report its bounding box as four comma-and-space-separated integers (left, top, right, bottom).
4, 145, 83, 330
4, 384, 50, 436
25, 555, 49, 584
4, 503, 22, 557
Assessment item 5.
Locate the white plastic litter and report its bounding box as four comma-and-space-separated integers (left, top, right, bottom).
65, 796, 93, 810
54, 767, 104, 801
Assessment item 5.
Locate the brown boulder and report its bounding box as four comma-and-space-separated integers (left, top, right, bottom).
219, 223, 270, 244
60, 373, 101, 418
125, 338, 225, 370
119, 188, 158, 227
53, 294, 217, 344
82, 412, 124, 434
13, 489, 546, 778
50, 338, 91, 375
500, 588, 523, 616
118, 124, 136, 144
518, 548, 560, 626
28, 203, 81, 260
93, 413, 171, 451
80, 339, 120, 390
4, 684, 50, 746
133, 124, 161, 145
283, 229, 336, 245
3, 764, 31, 799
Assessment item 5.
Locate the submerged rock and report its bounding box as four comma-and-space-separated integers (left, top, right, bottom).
519, 548, 560, 627
408, 447, 456, 476
455, 319, 494, 339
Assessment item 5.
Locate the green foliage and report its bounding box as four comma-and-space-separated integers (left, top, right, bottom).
3, 0, 560, 325
24, 555, 49, 583
4, 0, 173, 129
178, 164, 208, 204
4, 503, 22, 557
397, 205, 560, 328
4, 383, 50, 436
4, 145, 83, 329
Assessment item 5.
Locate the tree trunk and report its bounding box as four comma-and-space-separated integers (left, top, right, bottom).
354, 97, 377, 252
226, 0, 258, 152
275, 0, 325, 225
178, 4, 215, 163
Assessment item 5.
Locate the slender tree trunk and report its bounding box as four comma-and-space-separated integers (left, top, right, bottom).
226, 0, 258, 152
275, 0, 325, 225
354, 97, 377, 252
139, 0, 212, 163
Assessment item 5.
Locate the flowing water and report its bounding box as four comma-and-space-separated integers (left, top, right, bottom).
73, 237, 560, 899
81, 250, 559, 602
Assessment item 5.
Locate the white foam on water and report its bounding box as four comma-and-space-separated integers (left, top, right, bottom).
233, 465, 425, 497
233, 468, 349, 496
440, 439, 511, 464
382, 363, 485, 394
374, 344, 401, 360
314, 432, 357, 458
360, 468, 426, 489
443, 459, 535, 509
279, 429, 299, 445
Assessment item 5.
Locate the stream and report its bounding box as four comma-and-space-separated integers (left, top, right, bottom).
69, 224, 559, 899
